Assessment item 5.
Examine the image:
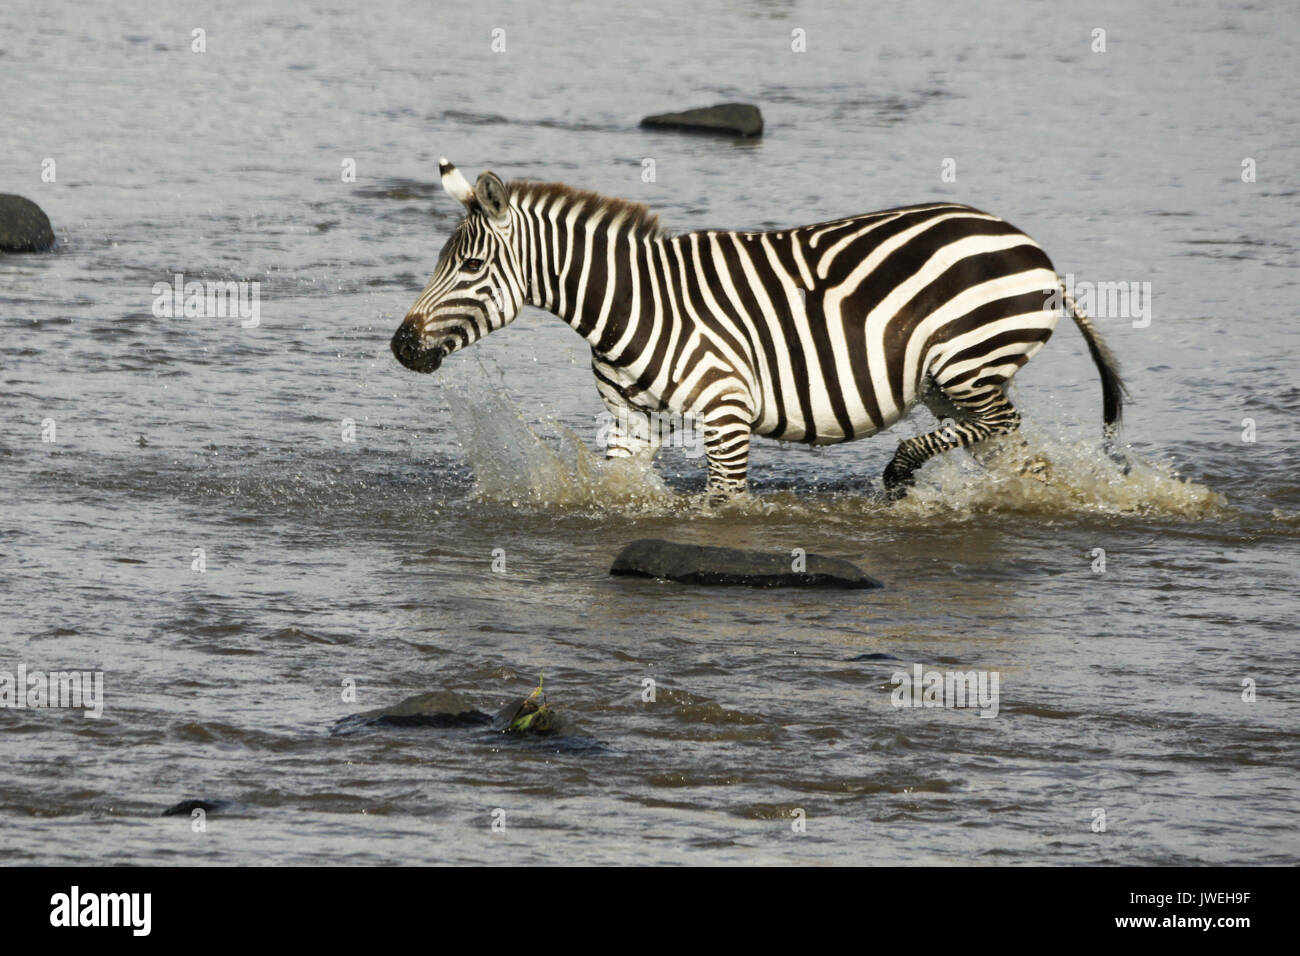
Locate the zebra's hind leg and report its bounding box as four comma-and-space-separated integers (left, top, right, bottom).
927, 382, 1052, 483
882, 387, 1022, 499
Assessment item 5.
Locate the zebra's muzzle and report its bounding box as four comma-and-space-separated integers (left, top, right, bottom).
391, 323, 446, 373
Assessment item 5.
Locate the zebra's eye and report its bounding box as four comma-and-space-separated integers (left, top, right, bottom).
461, 257, 484, 272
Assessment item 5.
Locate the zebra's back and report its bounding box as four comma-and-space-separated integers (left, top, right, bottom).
681, 202, 1061, 444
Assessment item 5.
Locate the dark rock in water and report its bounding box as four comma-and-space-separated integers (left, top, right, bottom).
161, 798, 233, 817
640, 103, 764, 137
849, 652, 902, 661
610, 538, 882, 589
333, 685, 562, 737
0, 194, 56, 252
330, 690, 492, 736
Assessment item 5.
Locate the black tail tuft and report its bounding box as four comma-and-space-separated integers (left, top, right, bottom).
1062, 283, 1127, 443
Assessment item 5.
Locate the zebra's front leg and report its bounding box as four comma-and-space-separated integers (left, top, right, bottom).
599, 401, 661, 462
700, 410, 752, 502
593, 357, 662, 463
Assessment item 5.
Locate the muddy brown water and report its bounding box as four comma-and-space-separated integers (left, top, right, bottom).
2, 0, 1297, 863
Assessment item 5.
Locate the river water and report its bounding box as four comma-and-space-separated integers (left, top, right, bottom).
2, 0, 1297, 864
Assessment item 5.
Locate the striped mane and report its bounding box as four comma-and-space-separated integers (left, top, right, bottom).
508, 180, 669, 239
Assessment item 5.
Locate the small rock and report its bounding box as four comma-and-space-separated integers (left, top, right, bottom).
0, 194, 56, 253
610, 538, 882, 589
640, 103, 764, 137
161, 798, 233, 817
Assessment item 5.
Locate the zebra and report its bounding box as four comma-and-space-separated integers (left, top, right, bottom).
391, 159, 1125, 500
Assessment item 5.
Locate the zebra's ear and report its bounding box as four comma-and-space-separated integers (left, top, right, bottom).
475, 171, 510, 224
439, 157, 477, 209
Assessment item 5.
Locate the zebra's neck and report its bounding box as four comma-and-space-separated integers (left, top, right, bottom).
511, 183, 670, 357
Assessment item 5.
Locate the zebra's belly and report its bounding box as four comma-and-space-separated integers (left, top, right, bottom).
753, 396, 916, 445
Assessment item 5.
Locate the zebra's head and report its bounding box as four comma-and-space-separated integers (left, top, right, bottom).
391, 159, 526, 373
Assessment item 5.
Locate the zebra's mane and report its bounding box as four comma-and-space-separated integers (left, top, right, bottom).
508, 180, 668, 239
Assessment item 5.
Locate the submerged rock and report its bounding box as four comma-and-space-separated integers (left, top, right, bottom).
161, 798, 234, 817
0, 194, 56, 252
330, 690, 491, 736
640, 103, 764, 137
610, 539, 882, 589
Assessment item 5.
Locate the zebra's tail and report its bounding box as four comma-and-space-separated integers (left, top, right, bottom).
1061, 282, 1127, 447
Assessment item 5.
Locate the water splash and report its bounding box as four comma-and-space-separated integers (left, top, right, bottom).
442, 382, 1228, 521
890, 435, 1229, 521
444, 380, 673, 510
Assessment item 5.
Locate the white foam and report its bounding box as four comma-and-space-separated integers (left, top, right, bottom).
441, 382, 1227, 521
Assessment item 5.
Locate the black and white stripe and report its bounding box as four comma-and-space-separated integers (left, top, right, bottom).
393, 160, 1125, 498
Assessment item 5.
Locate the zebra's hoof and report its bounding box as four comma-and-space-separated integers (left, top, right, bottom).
881, 462, 915, 500
884, 484, 911, 502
